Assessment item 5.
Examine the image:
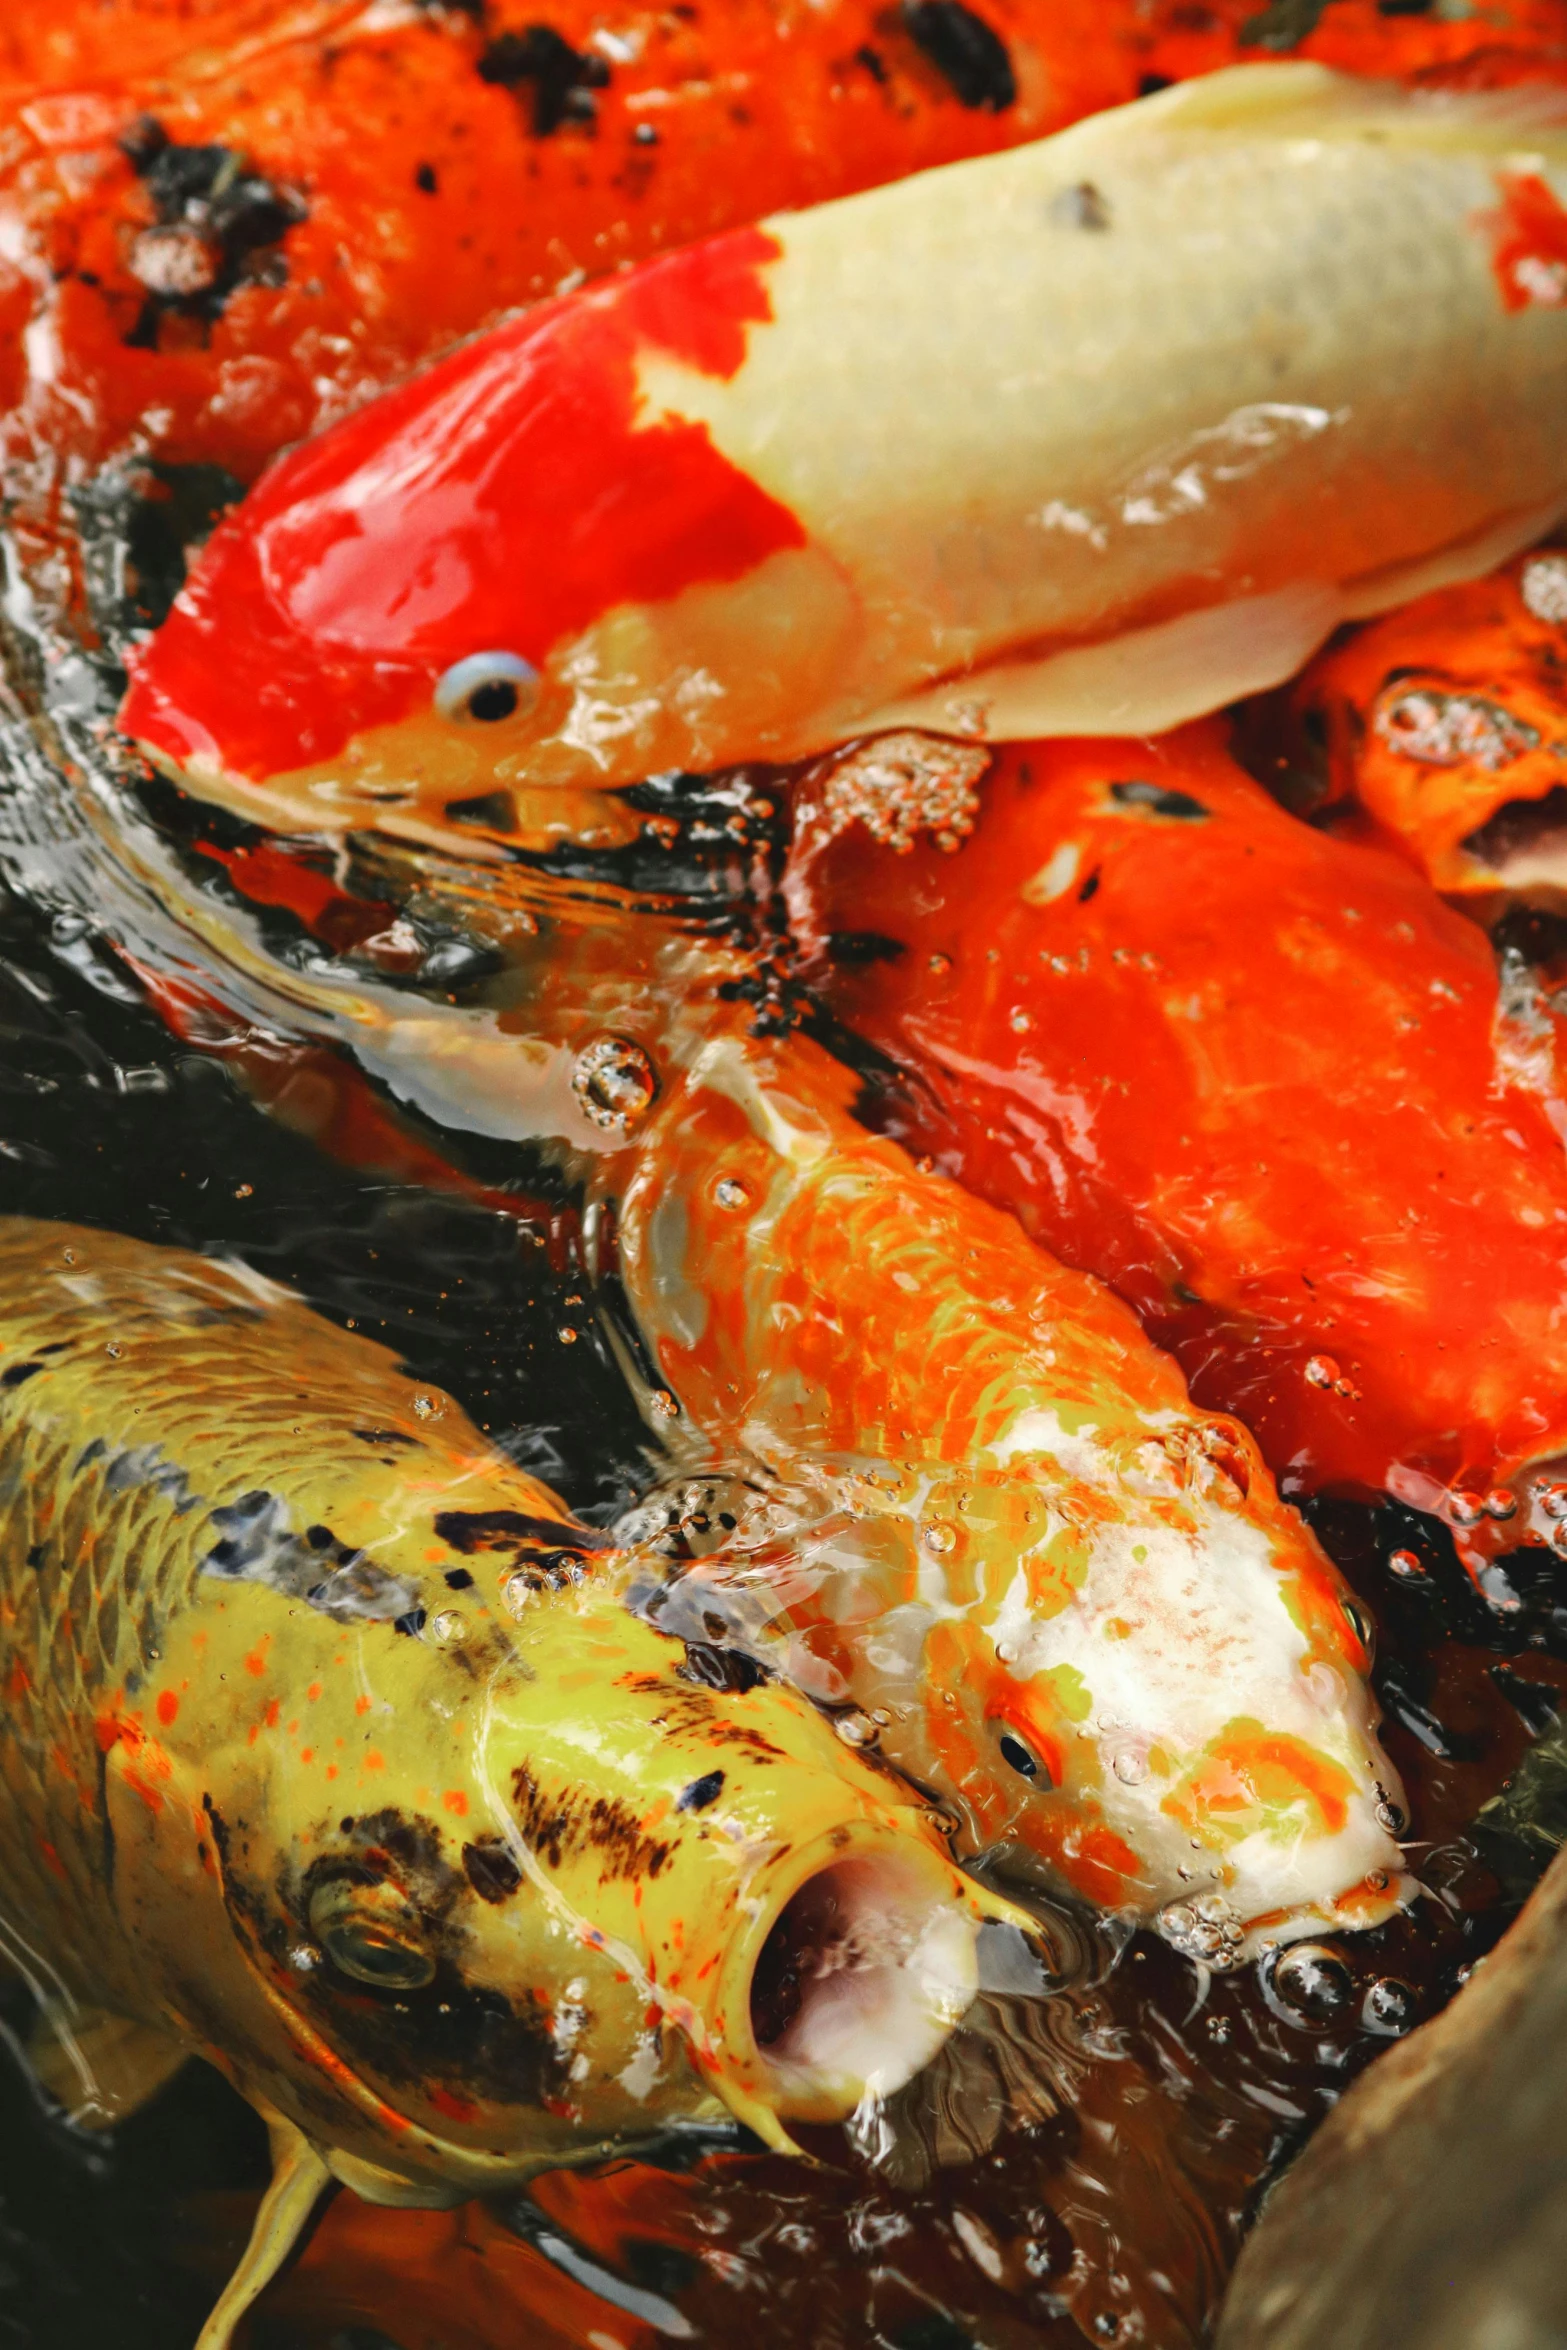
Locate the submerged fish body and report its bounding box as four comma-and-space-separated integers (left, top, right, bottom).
0, 1218, 1011, 2341
604, 1025, 1409, 1963
786, 722, 1567, 1582
121, 65, 1567, 844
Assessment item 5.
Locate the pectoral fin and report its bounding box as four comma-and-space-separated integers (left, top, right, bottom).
854, 583, 1342, 745
27, 2005, 188, 2129
194, 2114, 333, 2350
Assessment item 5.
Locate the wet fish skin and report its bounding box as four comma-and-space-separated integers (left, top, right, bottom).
1292, 543, 1567, 904
785, 721, 1567, 1583
119, 65, 1567, 845
0, 1217, 1004, 2213
601, 1022, 1409, 1964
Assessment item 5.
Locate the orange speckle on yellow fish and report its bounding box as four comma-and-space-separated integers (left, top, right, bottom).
307, 1682, 323, 1703
156, 1690, 178, 1727
300, 1748, 314, 1765
264, 1698, 282, 1730
442, 1790, 468, 1817
355, 1694, 372, 1717
363, 1750, 385, 1773
326, 1765, 339, 1781
243, 1637, 270, 1678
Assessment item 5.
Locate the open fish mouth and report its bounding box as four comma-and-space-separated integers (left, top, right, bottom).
740, 1842, 984, 2122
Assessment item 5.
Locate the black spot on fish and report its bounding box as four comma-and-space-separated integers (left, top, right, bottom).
678, 1642, 771, 1696
394, 1609, 428, 1638
0, 1363, 42, 1387
476, 27, 611, 135
856, 42, 889, 83
511, 1766, 673, 1880
1051, 181, 1112, 232
1077, 867, 1101, 903
434, 1508, 605, 1557
901, 2, 1016, 111
443, 1568, 475, 1591
676, 1771, 724, 1813
353, 1428, 417, 1448
414, 161, 438, 194
102, 1443, 199, 1510
1138, 71, 1174, 95
26, 1544, 45, 1572
75, 1437, 107, 1471
462, 1840, 523, 1903
443, 790, 517, 833
1109, 779, 1211, 822
1238, 0, 1331, 50
204, 1490, 419, 1623
117, 116, 306, 349
825, 931, 906, 966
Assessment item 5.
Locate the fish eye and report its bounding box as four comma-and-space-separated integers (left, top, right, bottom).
433, 650, 539, 724
309, 1876, 436, 1990
1340, 1596, 1374, 1654
997, 1727, 1042, 1781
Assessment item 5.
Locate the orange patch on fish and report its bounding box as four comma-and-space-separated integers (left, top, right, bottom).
1163, 1722, 1355, 1847
1482, 169, 1567, 311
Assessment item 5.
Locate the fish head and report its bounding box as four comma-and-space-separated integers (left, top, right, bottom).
116, 228, 824, 850
145, 1564, 1012, 2196
664, 1450, 1409, 1970
889, 1463, 1410, 1965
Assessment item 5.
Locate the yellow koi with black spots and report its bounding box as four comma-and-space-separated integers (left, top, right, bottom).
0, 1218, 1014, 2347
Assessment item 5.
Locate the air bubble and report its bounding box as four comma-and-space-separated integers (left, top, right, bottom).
1304, 1355, 1338, 1389
922, 1519, 958, 1555
1521, 552, 1567, 626
1269, 1941, 1352, 2023
715, 1177, 749, 1209
1112, 1749, 1149, 1786
649, 1389, 679, 1421
1388, 1549, 1426, 1580
1362, 1977, 1416, 2036
835, 1711, 878, 1749
1447, 1490, 1486, 1529
572, 1035, 657, 1135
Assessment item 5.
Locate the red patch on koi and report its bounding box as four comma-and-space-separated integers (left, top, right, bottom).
156, 1690, 179, 1727
427, 2086, 478, 2125
120, 226, 799, 785
1483, 170, 1567, 311
36, 1838, 66, 1884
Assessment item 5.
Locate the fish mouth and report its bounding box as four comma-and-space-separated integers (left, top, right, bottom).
1460, 784, 1567, 893
715, 1829, 988, 2134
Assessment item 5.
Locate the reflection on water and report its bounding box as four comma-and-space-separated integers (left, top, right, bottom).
0, 479, 1559, 2348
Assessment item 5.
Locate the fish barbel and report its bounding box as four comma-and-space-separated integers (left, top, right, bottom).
119, 63, 1567, 844
0, 1217, 1013, 2347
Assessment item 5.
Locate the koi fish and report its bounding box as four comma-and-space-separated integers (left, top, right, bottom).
119, 64, 1567, 845
785, 720, 1567, 1587
0, 1216, 1011, 2348
1291, 541, 1567, 905
598, 1018, 1409, 1966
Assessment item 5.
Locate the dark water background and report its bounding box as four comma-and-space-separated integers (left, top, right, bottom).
0, 494, 1561, 2348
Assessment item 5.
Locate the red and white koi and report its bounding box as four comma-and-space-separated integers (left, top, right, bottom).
120, 63, 1567, 846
